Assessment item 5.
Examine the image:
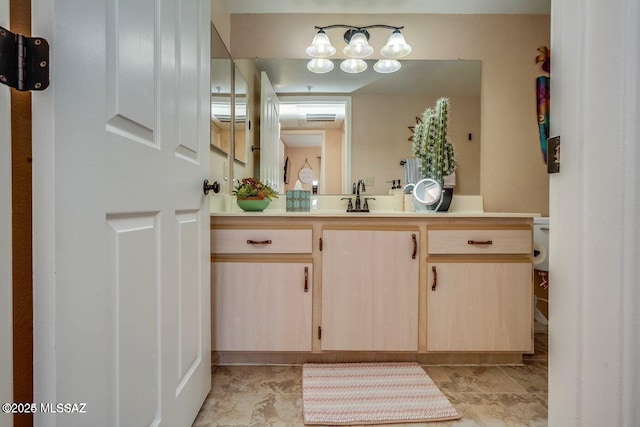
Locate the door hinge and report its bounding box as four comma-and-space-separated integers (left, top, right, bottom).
319, 237, 323, 251
0, 25, 50, 91
318, 326, 322, 340
547, 136, 560, 174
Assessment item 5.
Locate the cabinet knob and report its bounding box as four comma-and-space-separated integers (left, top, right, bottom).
431, 266, 438, 291
304, 266, 309, 292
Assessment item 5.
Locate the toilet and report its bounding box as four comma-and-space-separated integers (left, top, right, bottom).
533, 217, 550, 324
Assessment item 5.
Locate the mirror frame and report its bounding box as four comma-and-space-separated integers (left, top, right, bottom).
210, 24, 233, 156
233, 65, 249, 164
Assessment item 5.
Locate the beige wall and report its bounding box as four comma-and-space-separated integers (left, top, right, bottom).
323, 128, 343, 194
211, 0, 230, 49
230, 13, 550, 215
352, 94, 480, 195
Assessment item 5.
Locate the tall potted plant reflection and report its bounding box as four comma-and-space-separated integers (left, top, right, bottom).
411, 97, 457, 211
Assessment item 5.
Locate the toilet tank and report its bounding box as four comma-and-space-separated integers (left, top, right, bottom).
533, 217, 550, 272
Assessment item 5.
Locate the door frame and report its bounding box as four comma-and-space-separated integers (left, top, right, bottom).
31, 0, 57, 413
549, 0, 640, 425
1, 1, 14, 426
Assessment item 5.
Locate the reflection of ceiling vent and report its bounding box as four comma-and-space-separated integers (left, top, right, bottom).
306, 113, 336, 122
212, 115, 245, 123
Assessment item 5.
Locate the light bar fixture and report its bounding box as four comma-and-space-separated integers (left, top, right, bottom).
306, 24, 412, 74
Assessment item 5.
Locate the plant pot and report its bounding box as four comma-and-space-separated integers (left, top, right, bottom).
236, 197, 270, 212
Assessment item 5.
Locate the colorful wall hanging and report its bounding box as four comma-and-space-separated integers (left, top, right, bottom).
536, 46, 550, 164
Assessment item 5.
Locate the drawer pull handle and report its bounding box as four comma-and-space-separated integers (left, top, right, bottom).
304, 267, 309, 292
247, 239, 272, 245
431, 266, 438, 291
467, 240, 493, 245
411, 234, 417, 259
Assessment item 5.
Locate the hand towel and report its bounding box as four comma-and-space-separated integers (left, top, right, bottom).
403, 158, 422, 185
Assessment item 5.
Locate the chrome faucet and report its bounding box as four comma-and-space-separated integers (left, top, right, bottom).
344, 179, 370, 212
355, 179, 366, 211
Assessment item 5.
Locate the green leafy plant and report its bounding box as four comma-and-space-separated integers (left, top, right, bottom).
233, 177, 279, 200
412, 97, 457, 186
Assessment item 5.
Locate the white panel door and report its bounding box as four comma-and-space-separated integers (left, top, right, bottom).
259, 71, 281, 191
0, 1, 13, 426
32, 1, 211, 426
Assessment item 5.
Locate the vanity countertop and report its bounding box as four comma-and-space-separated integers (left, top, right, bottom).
210, 210, 540, 218
209, 194, 540, 218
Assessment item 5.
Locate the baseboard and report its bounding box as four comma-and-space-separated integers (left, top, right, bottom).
213, 351, 523, 366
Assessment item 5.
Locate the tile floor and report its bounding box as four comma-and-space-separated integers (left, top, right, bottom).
193, 331, 548, 427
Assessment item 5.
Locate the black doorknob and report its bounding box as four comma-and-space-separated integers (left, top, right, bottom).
203, 179, 220, 195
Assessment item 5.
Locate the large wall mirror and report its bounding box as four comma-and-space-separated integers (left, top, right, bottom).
251, 58, 481, 195
210, 25, 232, 155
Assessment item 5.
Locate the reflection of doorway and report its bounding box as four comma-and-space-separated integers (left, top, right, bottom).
279, 96, 351, 194
281, 130, 324, 193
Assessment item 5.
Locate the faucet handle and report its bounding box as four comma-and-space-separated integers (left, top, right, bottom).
363, 197, 376, 211
341, 197, 353, 212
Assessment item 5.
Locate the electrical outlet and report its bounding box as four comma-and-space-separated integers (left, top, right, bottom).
364, 176, 374, 186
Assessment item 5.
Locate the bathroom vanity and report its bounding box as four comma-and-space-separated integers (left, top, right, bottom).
210, 208, 537, 365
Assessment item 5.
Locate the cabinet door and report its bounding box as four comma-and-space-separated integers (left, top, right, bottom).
427, 261, 532, 352
321, 230, 419, 351
213, 262, 312, 351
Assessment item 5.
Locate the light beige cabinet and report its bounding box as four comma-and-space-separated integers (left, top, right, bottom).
211, 226, 313, 351
426, 226, 533, 352
212, 261, 312, 351
210, 216, 535, 362
321, 228, 419, 351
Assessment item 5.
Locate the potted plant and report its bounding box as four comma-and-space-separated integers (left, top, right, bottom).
233, 177, 279, 211
411, 97, 457, 211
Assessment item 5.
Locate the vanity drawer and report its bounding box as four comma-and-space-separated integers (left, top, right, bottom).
211, 228, 312, 254
428, 228, 531, 255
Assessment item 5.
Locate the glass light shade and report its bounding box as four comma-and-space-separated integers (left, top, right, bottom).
306, 31, 336, 58
373, 59, 401, 73
380, 30, 412, 58
343, 32, 373, 58
307, 58, 334, 74
340, 58, 367, 73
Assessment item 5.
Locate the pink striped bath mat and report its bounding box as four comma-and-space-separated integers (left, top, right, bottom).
302, 362, 460, 425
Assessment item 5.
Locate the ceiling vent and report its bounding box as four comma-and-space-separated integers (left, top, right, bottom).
306, 113, 336, 122
213, 115, 245, 123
